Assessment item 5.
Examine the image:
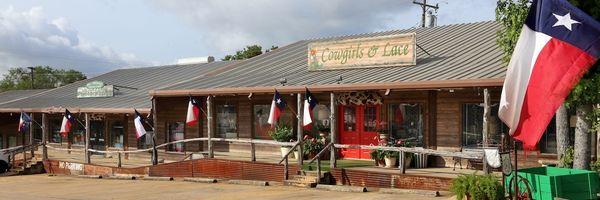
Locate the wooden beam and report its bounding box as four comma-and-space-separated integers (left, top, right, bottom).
330, 92, 337, 169
297, 93, 303, 166
207, 96, 214, 158
85, 113, 91, 164
150, 78, 505, 97
482, 88, 490, 174
42, 113, 48, 160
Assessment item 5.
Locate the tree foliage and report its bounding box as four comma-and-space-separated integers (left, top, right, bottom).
222, 45, 278, 61
0, 66, 86, 91
495, 0, 530, 63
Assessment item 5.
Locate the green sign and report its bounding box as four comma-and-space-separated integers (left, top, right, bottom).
77, 81, 114, 98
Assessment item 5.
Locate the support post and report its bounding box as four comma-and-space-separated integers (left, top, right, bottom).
207, 96, 214, 158
85, 113, 91, 164
123, 114, 129, 160
22, 125, 27, 170
118, 152, 122, 168
317, 157, 322, 180
29, 113, 34, 159
251, 142, 256, 162
42, 113, 48, 160
482, 88, 491, 174
398, 151, 406, 174
329, 92, 337, 169
151, 99, 159, 165
284, 157, 289, 180
297, 93, 303, 166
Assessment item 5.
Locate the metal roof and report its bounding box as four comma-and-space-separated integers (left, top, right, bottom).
0, 61, 235, 113
0, 89, 48, 105
153, 21, 505, 96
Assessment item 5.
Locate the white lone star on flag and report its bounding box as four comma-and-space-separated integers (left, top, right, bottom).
553, 12, 580, 31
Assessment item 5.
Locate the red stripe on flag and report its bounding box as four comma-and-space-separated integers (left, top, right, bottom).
513, 38, 597, 149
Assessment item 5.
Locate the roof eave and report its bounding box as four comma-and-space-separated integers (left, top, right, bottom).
150, 78, 505, 97
0, 107, 152, 114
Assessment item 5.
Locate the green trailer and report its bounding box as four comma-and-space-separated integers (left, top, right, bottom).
505, 167, 599, 200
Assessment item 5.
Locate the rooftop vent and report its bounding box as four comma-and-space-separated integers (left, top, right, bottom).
176, 56, 215, 65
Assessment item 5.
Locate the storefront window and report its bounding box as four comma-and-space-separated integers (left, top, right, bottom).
253, 105, 271, 139
343, 107, 356, 131
50, 119, 62, 143
8, 136, 16, 147
111, 121, 125, 148
253, 104, 299, 139
462, 104, 506, 147
167, 122, 185, 152
217, 104, 237, 138
388, 104, 423, 146
538, 116, 557, 153
72, 123, 85, 145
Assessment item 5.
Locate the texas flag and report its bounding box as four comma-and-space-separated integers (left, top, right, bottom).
18, 112, 31, 133
302, 88, 318, 127
134, 109, 147, 139
499, 0, 600, 149
267, 90, 287, 126
59, 109, 75, 137
186, 96, 202, 126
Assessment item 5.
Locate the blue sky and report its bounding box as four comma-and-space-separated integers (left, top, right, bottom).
0, 0, 496, 76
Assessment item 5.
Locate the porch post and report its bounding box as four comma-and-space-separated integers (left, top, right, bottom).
29, 113, 34, 158
330, 92, 337, 169
207, 96, 214, 158
85, 113, 91, 164
297, 93, 303, 166
123, 114, 129, 160
482, 88, 490, 174
42, 113, 48, 160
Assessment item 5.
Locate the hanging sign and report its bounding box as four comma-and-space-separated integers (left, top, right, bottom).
77, 81, 114, 98
308, 33, 416, 71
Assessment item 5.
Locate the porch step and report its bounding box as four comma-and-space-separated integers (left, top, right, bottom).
285, 174, 319, 188
283, 179, 318, 188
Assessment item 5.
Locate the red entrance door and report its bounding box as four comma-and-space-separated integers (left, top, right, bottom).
339, 105, 380, 159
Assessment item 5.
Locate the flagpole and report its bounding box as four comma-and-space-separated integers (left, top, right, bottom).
513, 140, 518, 200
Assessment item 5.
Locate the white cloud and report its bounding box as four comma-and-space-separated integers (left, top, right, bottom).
0, 6, 147, 76
149, 0, 416, 57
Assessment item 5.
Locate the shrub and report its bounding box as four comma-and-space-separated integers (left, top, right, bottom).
450, 174, 504, 200
558, 146, 574, 168
268, 125, 294, 142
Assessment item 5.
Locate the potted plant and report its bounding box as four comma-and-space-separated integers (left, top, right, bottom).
302, 135, 325, 159
450, 174, 504, 200
370, 149, 385, 167
268, 125, 295, 158
382, 150, 399, 168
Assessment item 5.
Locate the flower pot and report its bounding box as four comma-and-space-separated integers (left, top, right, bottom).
280, 147, 291, 158
404, 154, 413, 169
319, 132, 329, 138
379, 133, 389, 139
384, 156, 397, 168
294, 151, 300, 160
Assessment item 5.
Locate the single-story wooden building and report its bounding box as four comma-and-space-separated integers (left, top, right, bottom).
149, 21, 564, 167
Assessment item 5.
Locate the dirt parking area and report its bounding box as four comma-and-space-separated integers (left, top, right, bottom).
0, 174, 452, 200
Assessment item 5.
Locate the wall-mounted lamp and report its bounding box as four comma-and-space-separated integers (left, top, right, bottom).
248, 93, 253, 99
336, 75, 343, 84
280, 78, 287, 86
385, 89, 391, 96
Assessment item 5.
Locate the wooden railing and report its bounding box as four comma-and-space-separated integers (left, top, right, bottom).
277, 140, 304, 180
307, 142, 333, 179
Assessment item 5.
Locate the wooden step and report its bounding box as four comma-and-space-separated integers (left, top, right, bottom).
289, 175, 318, 183
283, 179, 317, 188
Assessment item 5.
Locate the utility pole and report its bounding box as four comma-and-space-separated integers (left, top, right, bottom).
27, 67, 34, 89
413, 0, 439, 28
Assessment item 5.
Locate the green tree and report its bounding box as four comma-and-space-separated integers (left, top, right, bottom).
496, 0, 600, 169
222, 45, 278, 61
0, 66, 87, 91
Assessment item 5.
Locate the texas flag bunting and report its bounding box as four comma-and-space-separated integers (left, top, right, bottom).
18, 112, 31, 133
302, 88, 318, 127
267, 90, 287, 126
59, 109, 75, 137
499, 0, 600, 149
186, 96, 202, 126
134, 109, 147, 139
